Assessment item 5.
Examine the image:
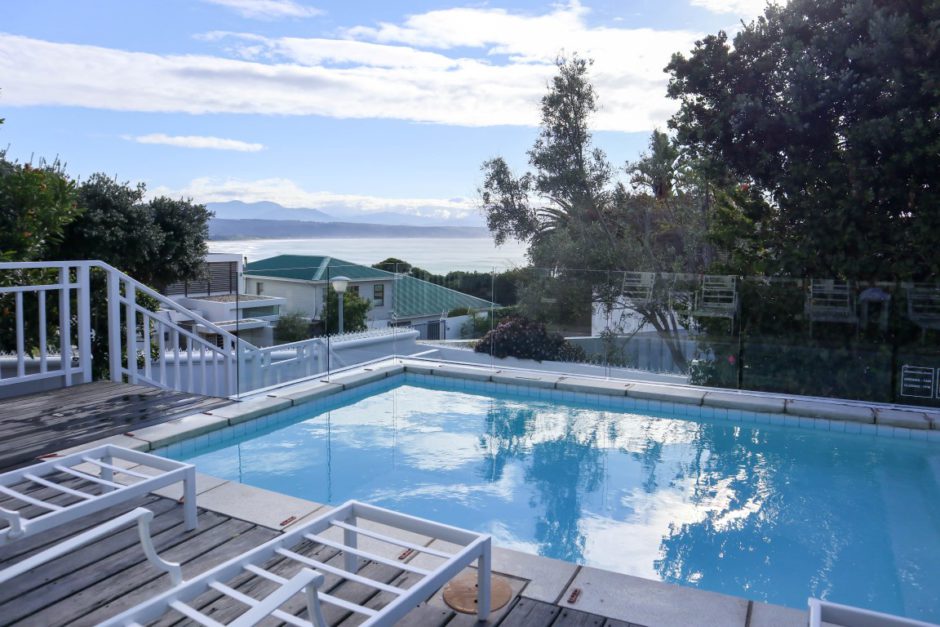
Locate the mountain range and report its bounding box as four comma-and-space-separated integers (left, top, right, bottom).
206, 200, 485, 227
206, 200, 490, 240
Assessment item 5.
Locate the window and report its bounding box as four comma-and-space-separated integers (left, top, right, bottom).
255, 282, 264, 296
373, 284, 385, 307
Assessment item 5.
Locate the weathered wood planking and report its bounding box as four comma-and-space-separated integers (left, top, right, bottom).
0, 492, 643, 626
0, 381, 231, 471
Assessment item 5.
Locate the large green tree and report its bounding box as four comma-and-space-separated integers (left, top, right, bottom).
479, 57, 716, 367
54, 173, 211, 290
666, 0, 940, 279
0, 155, 79, 261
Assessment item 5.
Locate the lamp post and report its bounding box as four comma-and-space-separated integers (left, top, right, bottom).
331, 276, 350, 334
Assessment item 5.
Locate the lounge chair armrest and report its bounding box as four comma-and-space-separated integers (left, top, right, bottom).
0, 507, 181, 586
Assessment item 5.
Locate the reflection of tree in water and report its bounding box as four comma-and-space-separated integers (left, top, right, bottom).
478, 403, 536, 482
477, 402, 607, 563
653, 423, 786, 595
527, 418, 606, 563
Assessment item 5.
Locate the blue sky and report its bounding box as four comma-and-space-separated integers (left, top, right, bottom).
0, 0, 763, 225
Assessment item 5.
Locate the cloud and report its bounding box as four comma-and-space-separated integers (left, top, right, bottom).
688, 0, 768, 17
0, 2, 702, 132
202, 0, 322, 20
151, 177, 477, 220
126, 133, 265, 152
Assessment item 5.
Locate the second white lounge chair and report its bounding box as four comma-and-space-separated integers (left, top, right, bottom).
104, 499, 492, 627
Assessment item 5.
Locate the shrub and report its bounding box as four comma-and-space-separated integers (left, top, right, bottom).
474, 315, 585, 362
275, 311, 311, 343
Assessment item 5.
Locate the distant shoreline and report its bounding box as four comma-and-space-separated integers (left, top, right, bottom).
209, 218, 490, 240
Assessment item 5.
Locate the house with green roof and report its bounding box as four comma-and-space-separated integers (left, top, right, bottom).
244, 255, 496, 339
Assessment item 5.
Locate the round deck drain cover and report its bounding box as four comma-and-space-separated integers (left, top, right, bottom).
443, 572, 512, 613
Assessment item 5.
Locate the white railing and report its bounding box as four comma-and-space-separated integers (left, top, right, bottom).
0, 260, 263, 397
0, 262, 93, 389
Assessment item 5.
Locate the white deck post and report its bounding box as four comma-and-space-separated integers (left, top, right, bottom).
59, 266, 72, 387
107, 268, 122, 383
76, 263, 93, 383
125, 282, 138, 384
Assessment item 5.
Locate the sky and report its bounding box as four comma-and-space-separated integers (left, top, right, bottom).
0, 0, 765, 225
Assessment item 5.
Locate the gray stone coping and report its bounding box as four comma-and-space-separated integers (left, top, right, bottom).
97, 359, 940, 453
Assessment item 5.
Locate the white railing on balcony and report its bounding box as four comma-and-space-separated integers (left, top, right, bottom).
0, 262, 92, 388
0, 261, 263, 398
0, 262, 421, 399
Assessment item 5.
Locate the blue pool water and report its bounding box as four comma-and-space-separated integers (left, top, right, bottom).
169, 380, 940, 621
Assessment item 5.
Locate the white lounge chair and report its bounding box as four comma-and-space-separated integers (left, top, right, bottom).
809, 598, 936, 627
0, 444, 197, 545
104, 499, 492, 627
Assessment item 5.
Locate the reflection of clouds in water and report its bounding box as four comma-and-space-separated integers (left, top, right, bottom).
486, 520, 540, 555
368, 463, 522, 506
399, 432, 480, 471
582, 473, 765, 578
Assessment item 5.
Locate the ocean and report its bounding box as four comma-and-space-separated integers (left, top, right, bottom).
208, 237, 528, 274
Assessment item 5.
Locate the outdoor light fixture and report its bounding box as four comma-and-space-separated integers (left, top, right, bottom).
331, 276, 350, 334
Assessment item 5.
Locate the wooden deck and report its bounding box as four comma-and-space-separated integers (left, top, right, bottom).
0, 381, 231, 472
0, 491, 642, 626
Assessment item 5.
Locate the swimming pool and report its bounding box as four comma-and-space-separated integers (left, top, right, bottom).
163, 376, 940, 621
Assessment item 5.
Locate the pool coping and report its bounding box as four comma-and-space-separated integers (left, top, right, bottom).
49, 358, 940, 626
99, 358, 940, 453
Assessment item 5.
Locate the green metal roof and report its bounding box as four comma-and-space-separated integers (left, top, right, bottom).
246, 254, 496, 318
391, 275, 495, 318
245, 255, 392, 281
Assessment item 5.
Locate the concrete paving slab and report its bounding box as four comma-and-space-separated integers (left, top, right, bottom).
433, 365, 495, 382
116, 465, 228, 500
491, 371, 561, 389
492, 547, 577, 604
329, 368, 394, 389
127, 412, 228, 448
559, 567, 748, 627
556, 377, 630, 396
785, 399, 874, 423
206, 396, 292, 424
703, 391, 786, 414
53, 433, 151, 456
875, 408, 930, 430
403, 363, 441, 375
312, 517, 436, 563
196, 481, 323, 530
271, 380, 344, 404
628, 383, 705, 406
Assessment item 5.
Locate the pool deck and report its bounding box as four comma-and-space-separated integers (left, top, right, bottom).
0, 458, 803, 627
3, 358, 938, 625
0, 381, 232, 472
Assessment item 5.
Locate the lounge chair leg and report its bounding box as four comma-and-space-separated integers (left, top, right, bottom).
477, 537, 491, 623
343, 514, 358, 573
304, 571, 327, 627
183, 467, 197, 530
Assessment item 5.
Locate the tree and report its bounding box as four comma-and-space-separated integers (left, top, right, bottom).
666, 0, 940, 279
372, 258, 411, 273
0, 154, 79, 261
53, 174, 211, 290
320, 287, 370, 334
275, 311, 311, 343
479, 58, 715, 368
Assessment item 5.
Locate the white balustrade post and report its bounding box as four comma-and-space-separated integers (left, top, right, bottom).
107, 268, 122, 383
76, 263, 93, 383
125, 282, 138, 384
59, 266, 72, 387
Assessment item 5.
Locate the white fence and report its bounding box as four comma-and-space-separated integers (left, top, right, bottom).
0, 261, 416, 399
